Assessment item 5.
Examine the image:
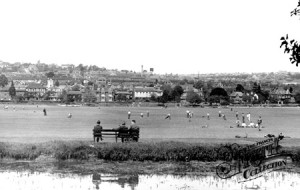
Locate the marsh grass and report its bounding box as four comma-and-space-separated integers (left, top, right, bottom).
1, 141, 300, 163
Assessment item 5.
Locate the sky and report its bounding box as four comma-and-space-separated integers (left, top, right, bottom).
0, 0, 300, 74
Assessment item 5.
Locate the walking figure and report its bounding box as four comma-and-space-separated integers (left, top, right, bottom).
147, 111, 149, 117
43, 108, 47, 116
207, 113, 210, 120
140, 113, 144, 118
257, 116, 263, 131
128, 111, 131, 119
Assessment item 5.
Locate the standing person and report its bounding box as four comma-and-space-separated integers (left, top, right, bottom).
222, 114, 227, 120
219, 110, 222, 117
128, 111, 131, 119
165, 113, 171, 120
147, 111, 149, 117
186, 110, 190, 118
188, 112, 192, 122
247, 112, 251, 122
190, 111, 194, 118
235, 111, 239, 119
257, 116, 263, 130
93, 120, 103, 142
242, 113, 245, 123
43, 108, 47, 116
207, 113, 210, 120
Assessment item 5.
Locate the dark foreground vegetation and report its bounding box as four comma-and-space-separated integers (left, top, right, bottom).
1, 141, 300, 165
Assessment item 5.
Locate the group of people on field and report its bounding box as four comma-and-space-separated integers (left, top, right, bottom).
235, 111, 263, 130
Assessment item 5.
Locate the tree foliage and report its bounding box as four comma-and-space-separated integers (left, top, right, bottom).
15, 95, 24, 102
0, 74, 8, 87
58, 90, 68, 103
193, 81, 204, 90
43, 91, 52, 100
160, 90, 170, 103
71, 84, 81, 91
252, 82, 261, 94
54, 80, 60, 87
186, 91, 202, 104
8, 81, 16, 98
77, 64, 86, 76
236, 84, 245, 92
295, 92, 300, 103
115, 94, 127, 102
83, 89, 97, 103
210, 87, 228, 97
280, 1, 300, 67
171, 85, 184, 102
45, 71, 55, 78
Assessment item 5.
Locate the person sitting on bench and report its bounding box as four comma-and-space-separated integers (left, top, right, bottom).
118, 122, 129, 142
129, 120, 139, 142
93, 120, 103, 142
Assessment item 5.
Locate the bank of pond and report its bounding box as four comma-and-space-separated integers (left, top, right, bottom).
1, 141, 300, 163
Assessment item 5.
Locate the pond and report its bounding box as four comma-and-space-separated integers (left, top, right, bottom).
0, 170, 299, 190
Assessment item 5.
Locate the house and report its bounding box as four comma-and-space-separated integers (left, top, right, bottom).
14, 84, 27, 97
52, 75, 73, 85
25, 83, 47, 100
133, 87, 162, 99
95, 77, 107, 86
230, 92, 244, 104
270, 88, 292, 102
114, 89, 133, 101
98, 87, 113, 102
11, 75, 42, 85
47, 86, 63, 101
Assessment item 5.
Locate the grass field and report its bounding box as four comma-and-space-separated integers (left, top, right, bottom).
1, 104, 300, 145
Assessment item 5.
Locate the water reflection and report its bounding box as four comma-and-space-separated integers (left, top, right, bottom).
92, 173, 138, 190
0, 170, 299, 190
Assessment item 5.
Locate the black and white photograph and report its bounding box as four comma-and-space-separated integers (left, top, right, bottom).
1, 0, 300, 189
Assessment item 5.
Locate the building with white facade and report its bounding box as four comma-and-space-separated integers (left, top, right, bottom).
133, 87, 162, 99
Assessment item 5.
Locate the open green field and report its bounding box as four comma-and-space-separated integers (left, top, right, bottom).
0, 104, 300, 145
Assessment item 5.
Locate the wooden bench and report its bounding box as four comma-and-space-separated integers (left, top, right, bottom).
93, 128, 139, 143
